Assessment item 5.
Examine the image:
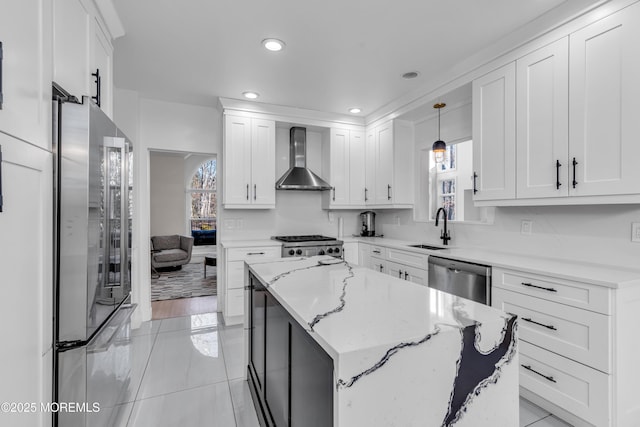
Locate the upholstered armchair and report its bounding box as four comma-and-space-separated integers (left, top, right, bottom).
150, 235, 194, 269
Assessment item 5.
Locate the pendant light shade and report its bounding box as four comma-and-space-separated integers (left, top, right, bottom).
432, 103, 446, 163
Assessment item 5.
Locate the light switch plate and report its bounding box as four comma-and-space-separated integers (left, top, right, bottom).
632, 223, 640, 243
521, 220, 533, 235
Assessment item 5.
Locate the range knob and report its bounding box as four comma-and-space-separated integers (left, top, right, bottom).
334, 247, 340, 254
318, 250, 325, 255
296, 249, 302, 255
327, 248, 334, 254
288, 249, 295, 256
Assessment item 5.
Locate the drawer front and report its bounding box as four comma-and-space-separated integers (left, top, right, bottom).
227, 246, 281, 261
493, 267, 610, 314
226, 288, 245, 317
493, 288, 610, 373
519, 341, 610, 427
369, 245, 386, 258
227, 260, 245, 290
386, 248, 428, 269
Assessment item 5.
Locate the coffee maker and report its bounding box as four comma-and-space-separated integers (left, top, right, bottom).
360, 211, 376, 237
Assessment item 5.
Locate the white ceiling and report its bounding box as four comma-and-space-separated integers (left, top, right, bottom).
112, 0, 602, 118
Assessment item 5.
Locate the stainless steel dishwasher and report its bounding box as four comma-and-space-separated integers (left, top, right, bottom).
428, 256, 491, 305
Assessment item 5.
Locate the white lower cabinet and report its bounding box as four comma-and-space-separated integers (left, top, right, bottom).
360, 244, 428, 285
342, 242, 359, 265
221, 245, 280, 325
387, 261, 428, 286
493, 267, 640, 427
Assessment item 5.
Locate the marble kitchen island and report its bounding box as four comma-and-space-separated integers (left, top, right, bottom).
246, 256, 518, 427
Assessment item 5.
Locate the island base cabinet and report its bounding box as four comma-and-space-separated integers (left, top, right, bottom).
248, 273, 334, 427
290, 323, 334, 427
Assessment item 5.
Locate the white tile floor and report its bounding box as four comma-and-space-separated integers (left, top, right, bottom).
117, 311, 572, 427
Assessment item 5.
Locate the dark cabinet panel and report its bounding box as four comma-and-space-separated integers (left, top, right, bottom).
251, 279, 266, 391
290, 321, 334, 427
265, 294, 290, 426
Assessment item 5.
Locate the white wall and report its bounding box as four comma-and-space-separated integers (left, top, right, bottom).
149, 152, 186, 236
115, 89, 220, 322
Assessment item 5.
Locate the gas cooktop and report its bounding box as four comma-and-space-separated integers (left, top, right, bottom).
272, 235, 337, 243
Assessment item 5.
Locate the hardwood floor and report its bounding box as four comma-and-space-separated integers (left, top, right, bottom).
151, 295, 218, 320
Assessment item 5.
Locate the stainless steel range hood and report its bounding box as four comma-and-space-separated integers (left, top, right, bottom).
275, 127, 332, 191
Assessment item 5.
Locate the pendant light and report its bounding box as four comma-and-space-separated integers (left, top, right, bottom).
432, 103, 446, 163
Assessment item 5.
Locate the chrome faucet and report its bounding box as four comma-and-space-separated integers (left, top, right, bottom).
435, 207, 451, 245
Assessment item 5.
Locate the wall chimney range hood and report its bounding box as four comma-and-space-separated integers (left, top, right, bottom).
275, 127, 332, 191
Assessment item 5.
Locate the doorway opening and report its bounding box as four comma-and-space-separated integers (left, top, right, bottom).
149, 150, 218, 319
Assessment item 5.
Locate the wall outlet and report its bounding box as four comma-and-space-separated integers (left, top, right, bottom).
632, 223, 640, 243
521, 220, 533, 235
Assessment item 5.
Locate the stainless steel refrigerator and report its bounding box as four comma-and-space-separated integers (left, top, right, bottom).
52, 86, 136, 427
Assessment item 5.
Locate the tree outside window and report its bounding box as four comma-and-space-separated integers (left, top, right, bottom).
188, 159, 216, 232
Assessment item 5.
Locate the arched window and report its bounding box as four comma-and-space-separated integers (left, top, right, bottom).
188, 159, 217, 244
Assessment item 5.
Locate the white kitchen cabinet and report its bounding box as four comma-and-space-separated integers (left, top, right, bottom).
370, 256, 386, 274
365, 120, 414, 207
342, 242, 359, 265
90, 17, 113, 117
221, 244, 281, 325
472, 62, 516, 201
387, 261, 428, 286
0, 0, 50, 149
493, 266, 640, 427
322, 127, 366, 208
516, 38, 569, 199
568, 2, 640, 197
223, 114, 276, 208
0, 134, 53, 427
53, 0, 114, 117
53, 0, 90, 101
358, 243, 370, 267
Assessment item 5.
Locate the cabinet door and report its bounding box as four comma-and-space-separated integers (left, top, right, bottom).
472, 63, 516, 201
53, 0, 90, 100
0, 0, 49, 148
342, 242, 359, 265
370, 257, 386, 274
290, 321, 334, 427
374, 122, 394, 204
405, 265, 428, 286
91, 17, 113, 118
387, 260, 404, 280
250, 280, 267, 391
329, 128, 350, 205
265, 293, 289, 427
569, 3, 640, 196
0, 135, 53, 427
365, 128, 376, 204
516, 38, 569, 199
349, 130, 366, 204
223, 115, 252, 206
250, 118, 275, 205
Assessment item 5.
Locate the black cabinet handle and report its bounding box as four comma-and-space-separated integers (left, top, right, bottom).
254, 184, 256, 200
332, 187, 336, 201
387, 184, 391, 201
556, 160, 562, 190
246, 252, 265, 256
404, 271, 409, 280
246, 184, 249, 200
473, 172, 478, 194
572, 157, 578, 188
522, 317, 557, 331
378, 264, 383, 272
521, 364, 556, 383
521, 282, 557, 293
364, 187, 368, 202
398, 269, 402, 278
91, 69, 101, 107
0, 41, 4, 110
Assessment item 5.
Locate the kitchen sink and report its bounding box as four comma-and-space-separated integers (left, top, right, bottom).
408, 244, 447, 250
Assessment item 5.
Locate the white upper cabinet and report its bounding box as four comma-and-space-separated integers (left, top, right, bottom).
366, 119, 413, 207
223, 114, 275, 208
0, 0, 50, 148
472, 62, 517, 201
322, 127, 366, 208
568, 2, 640, 197
53, 0, 114, 117
516, 38, 569, 199
53, 0, 90, 101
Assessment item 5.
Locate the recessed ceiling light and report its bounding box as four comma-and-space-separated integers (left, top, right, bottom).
243, 91, 259, 99
402, 71, 419, 79
349, 108, 362, 114
262, 38, 285, 52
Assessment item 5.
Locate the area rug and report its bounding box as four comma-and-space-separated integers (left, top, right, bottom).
151, 262, 217, 301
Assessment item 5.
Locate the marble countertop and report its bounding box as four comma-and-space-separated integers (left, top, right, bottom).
247, 256, 513, 360
343, 236, 640, 288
